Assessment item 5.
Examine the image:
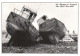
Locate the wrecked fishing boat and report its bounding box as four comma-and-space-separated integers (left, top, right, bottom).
38, 15, 67, 44
6, 6, 39, 46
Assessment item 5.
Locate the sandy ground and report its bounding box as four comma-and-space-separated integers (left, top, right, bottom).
2, 33, 78, 53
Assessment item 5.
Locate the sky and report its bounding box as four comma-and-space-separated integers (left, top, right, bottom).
2, 3, 78, 34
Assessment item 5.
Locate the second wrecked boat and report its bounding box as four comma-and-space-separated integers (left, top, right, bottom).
38, 16, 67, 44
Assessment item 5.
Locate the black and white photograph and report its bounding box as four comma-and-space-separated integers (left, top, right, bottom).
2, 2, 78, 53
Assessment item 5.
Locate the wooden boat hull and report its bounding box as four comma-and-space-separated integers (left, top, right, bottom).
39, 18, 66, 44
6, 12, 39, 46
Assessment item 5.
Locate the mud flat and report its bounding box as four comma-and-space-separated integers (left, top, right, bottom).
2, 42, 77, 53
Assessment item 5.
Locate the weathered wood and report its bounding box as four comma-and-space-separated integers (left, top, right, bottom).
6, 12, 39, 46
39, 18, 66, 44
